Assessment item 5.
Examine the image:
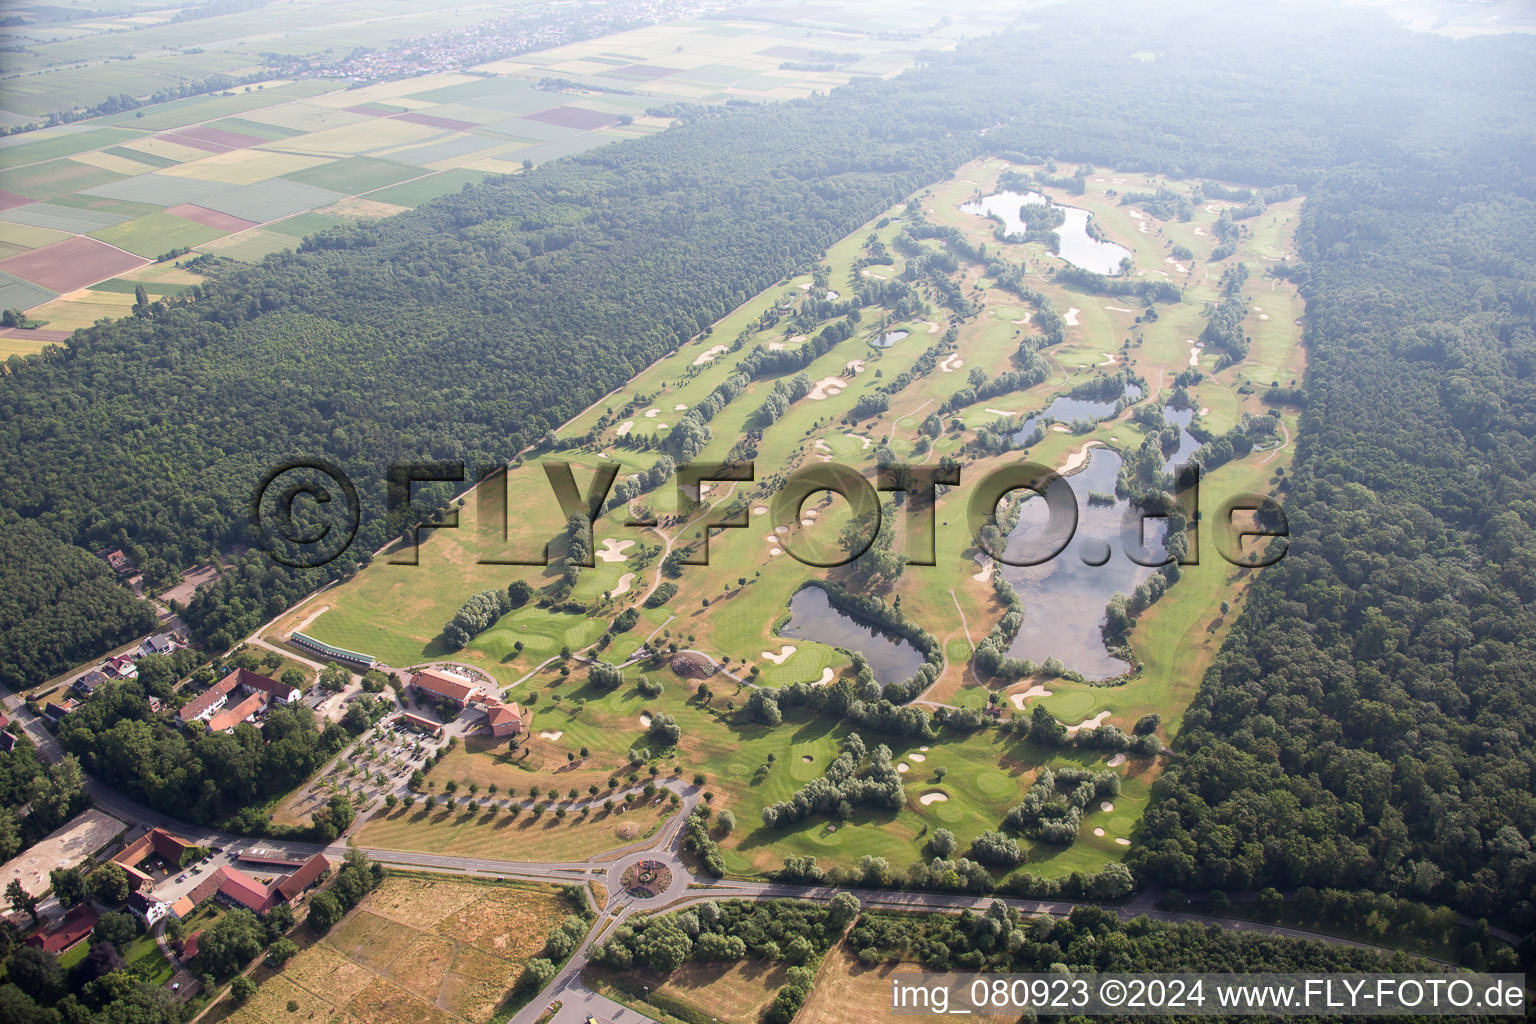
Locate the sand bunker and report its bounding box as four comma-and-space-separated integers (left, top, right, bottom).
908, 753, 927, 763
1008, 684, 1053, 710
639, 713, 652, 728
1103, 305, 1135, 312
1093, 827, 1106, 837
616, 420, 634, 436
925, 320, 941, 334
939, 353, 963, 373
769, 548, 783, 556
861, 269, 887, 280
1107, 753, 1127, 768
767, 342, 785, 351
674, 403, 688, 411
808, 376, 846, 400
1199, 406, 1210, 415
1051, 423, 1070, 433
816, 667, 834, 685
1189, 345, 1203, 367
656, 422, 668, 430
644, 408, 660, 418
972, 555, 994, 582
775, 525, 789, 534
753, 506, 768, 515
846, 359, 865, 373
919, 791, 948, 805
596, 538, 635, 563
1193, 226, 1207, 235
845, 434, 870, 450
799, 282, 812, 290
801, 518, 814, 527
1060, 440, 1103, 474
539, 730, 563, 741
608, 572, 635, 598
814, 439, 832, 452
1126, 208, 1146, 220
1258, 313, 1270, 320
1100, 801, 1115, 813
1065, 711, 1112, 735
1064, 307, 1080, 326
790, 334, 808, 343
1097, 353, 1118, 366
692, 344, 728, 366
897, 763, 910, 773
1115, 837, 1131, 846
919, 746, 929, 752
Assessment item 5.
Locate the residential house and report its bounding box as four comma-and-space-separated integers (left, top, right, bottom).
42, 699, 78, 723
73, 670, 110, 698
104, 655, 139, 680
139, 632, 184, 658
127, 890, 169, 926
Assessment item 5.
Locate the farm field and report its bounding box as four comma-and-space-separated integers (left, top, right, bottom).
586, 959, 792, 1024
0, 0, 1025, 356
795, 940, 919, 1024
223, 872, 577, 1024
273, 157, 1305, 882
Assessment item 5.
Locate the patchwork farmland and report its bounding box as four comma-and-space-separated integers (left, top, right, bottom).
0, 0, 1024, 357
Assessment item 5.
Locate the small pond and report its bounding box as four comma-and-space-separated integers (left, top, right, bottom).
779, 585, 926, 684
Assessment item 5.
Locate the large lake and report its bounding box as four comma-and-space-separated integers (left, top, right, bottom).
960, 189, 1132, 275
998, 447, 1166, 680
779, 585, 926, 684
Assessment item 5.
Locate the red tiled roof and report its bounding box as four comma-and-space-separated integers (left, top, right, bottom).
215, 866, 275, 914
397, 712, 443, 735
274, 853, 330, 901
149, 827, 197, 865
223, 667, 298, 703
27, 905, 97, 953
180, 675, 239, 722
205, 691, 264, 732
410, 669, 477, 703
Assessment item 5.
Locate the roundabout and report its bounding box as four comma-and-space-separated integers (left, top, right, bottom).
618, 858, 673, 899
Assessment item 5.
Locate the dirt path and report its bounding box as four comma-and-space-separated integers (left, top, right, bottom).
1260, 419, 1292, 465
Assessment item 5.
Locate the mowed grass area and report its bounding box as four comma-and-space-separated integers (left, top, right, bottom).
223, 872, 574, 1024
356, 793, 674, 862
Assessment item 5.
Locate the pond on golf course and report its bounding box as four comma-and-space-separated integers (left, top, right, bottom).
1012, 382, 1143, 443
960, 189, 1132, 275
779, 585, 926, 685
997, 447, 1169, 680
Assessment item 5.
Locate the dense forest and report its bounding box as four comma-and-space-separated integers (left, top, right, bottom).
1127, 163, 1536, 934
0, 512, 157, 687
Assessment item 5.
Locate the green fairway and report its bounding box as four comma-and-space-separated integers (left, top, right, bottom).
268, 155, 1304, 879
